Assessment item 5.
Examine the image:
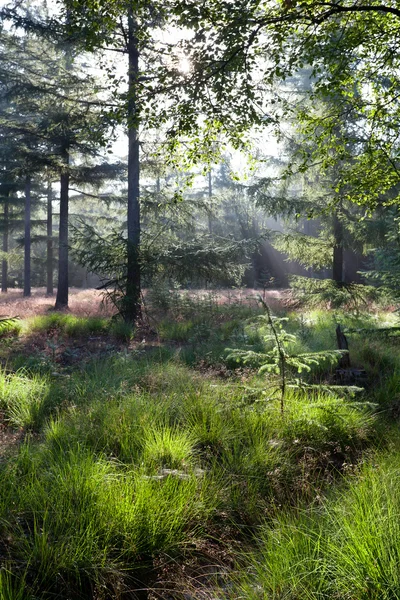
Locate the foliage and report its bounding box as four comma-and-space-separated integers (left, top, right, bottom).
226, 298, 346, 414
238, 447, 400, 600
360, 210, 400, 299
290, 275, 382, 310
160, 0, 400, 207
71, 222, 253, 318
0, 316, 21, 337
273, 232, 332, 271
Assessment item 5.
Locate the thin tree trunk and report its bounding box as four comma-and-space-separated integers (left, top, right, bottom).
55, 149, 69, 309
125, 9, 141, 323
2, 194, 8, 293
332, 208, 344, 283
208, 169, 213, 235
24, 174, 31, 297
46, 181, 53, 295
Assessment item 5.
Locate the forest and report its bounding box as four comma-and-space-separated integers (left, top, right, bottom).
1, 0, 400, 598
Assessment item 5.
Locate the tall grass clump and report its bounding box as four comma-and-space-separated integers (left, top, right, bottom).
0, 369, 49, 428
27, 313, 108, 336
109, 317, 135, 342
238, 446, 400, 600
0, 567, 32, 600
0, 441, 216, 598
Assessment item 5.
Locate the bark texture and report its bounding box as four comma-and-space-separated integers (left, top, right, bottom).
55, 149, 69, 309
23, 175, 31, 297
332, 209, 344, 283
125, 10, 141, 323
47, 181, 53, 295
2, 194, 8, 293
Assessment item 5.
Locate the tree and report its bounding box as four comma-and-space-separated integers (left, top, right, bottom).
0, 145, 23, 293
48, 0, 254, 319
57, 0, 167, 321
152, 0, 400, 211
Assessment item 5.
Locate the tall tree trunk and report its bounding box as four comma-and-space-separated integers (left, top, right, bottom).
208, 169, 213, 235
125, 9, 141, 323
55, 149, 69, 309
2, 193, 8, 293
332, 207, 344, 283
46, 180, 53, 295
24, 174, 31, 297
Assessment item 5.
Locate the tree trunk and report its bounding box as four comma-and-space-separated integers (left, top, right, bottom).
46, 181, 53, 295
208, 169, 213, 235
125, 9, 141, 323
2, 194, 8, 293
55, 149, 69, 309
24, 174, 31, 297
332, 208, 344, 283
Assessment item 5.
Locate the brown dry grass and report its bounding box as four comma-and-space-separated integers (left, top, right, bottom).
0, 288, 288, 319
180, 288, 288, 310
0, 288, 115, 318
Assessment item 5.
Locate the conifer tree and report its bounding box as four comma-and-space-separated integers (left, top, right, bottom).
0, 20, 111, 305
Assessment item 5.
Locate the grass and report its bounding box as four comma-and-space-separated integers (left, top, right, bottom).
0, 354, 376, 596
0, 368, 50, 428
2, 443, 214, 595
108, 318, 135, 342
27, 313, 109, 336
237, 444, 400, 600
0, 291, 399, 598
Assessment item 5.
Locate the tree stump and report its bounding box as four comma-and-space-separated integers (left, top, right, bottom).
336, 323, 351, 368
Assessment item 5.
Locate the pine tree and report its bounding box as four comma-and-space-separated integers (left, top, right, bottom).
0, 22, 111, 305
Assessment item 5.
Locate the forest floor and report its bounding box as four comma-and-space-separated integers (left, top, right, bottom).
0, 287, 287, 317
0, 288, 398, 599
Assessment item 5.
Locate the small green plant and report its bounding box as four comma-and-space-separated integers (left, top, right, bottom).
46, 338, 60, 362
109, 318, 135, 342
226, 298, 349, 414
0, 316, 21, 337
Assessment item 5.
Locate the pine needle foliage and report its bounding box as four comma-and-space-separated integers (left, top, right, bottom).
273, 232, 333, 271
0, 316, 21, 336
71, 222, 253, 319
290, 275, 381, 310
226, 298, 349, 415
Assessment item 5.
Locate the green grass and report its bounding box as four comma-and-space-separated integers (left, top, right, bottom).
108, 317, 135, 341
27, 313, 108, 336
0, 300, 399, 598
237, 444, 400, 600
0, 442, 215, 597
0, 368, 50, 428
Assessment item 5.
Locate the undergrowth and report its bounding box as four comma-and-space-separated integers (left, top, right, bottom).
236, 443, 400, 600
0, 294, 398, 598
